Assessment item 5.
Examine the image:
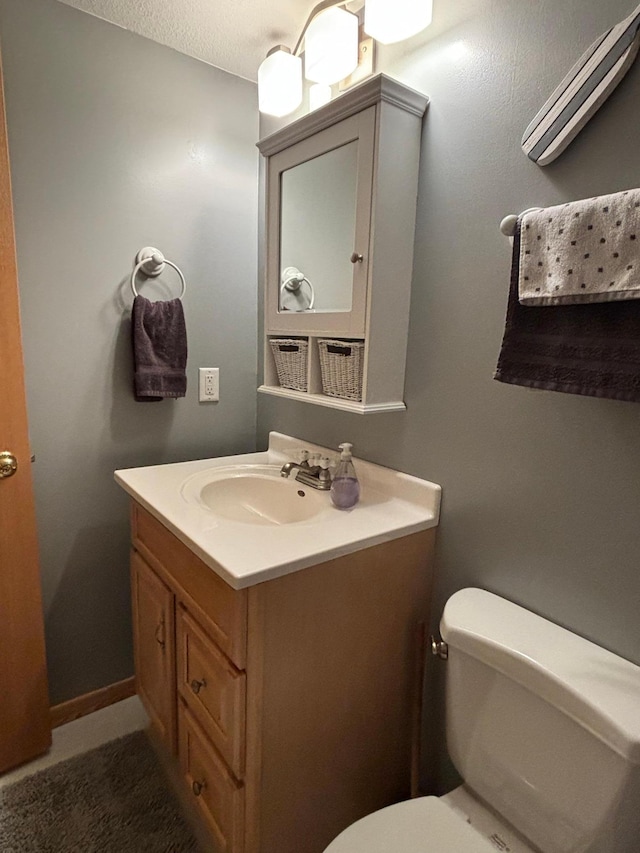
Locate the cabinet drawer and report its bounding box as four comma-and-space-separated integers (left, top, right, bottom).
177, 606, 246, 779
131, 502, 247, 668
179, 702, 245, 853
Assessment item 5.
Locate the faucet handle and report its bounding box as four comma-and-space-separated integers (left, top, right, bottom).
295, 449, 310, 464
308, 452, 321, 466
318, 456, 332, 482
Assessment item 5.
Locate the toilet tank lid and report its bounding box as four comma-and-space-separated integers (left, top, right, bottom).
441, 588, 640, 763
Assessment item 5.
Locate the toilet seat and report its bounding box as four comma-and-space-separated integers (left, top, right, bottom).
322, 797, 500, 852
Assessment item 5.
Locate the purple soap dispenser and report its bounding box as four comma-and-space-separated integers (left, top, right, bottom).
330, 442, 360, 509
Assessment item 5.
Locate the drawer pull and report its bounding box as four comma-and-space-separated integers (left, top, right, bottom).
190, 677, 207, 695
154, 617, 165, 650
192, 779, 207, 797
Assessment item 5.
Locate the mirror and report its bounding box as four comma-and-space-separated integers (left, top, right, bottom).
279, 140, 358, 313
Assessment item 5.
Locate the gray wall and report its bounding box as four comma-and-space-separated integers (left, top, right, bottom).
258, 0, 640, 788
0, 0, 258, 704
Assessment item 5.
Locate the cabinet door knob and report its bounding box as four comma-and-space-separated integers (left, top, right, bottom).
192, 779, 206, 797
190, 677, 207, 695
350, 252, 363, 264
0, 451, 18, 479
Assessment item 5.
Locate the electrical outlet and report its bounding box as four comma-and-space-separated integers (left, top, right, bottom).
199, 367, 219, 402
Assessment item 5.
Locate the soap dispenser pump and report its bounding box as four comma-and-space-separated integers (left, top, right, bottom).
330, 442, 360, 509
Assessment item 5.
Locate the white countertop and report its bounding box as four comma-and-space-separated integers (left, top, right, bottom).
114, 432, 441, 590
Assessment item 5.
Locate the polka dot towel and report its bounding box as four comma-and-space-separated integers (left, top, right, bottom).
517, 188, 640, 305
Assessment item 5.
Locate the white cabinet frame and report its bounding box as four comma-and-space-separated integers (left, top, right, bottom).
258, 74, 429, 414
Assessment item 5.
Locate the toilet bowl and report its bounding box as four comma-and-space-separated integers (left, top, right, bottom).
323, 588, 640, 853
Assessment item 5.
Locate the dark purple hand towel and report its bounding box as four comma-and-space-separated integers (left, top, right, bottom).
131, 295, 187, 400
495, 220, 640, 402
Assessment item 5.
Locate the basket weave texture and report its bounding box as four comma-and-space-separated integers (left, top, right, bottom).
318, 339, 364, 401
269, 338, 308, 391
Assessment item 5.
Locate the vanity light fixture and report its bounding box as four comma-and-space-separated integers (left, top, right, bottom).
258, 0, 357, 118
364, 0, 433, 44
257, 0, 433, 117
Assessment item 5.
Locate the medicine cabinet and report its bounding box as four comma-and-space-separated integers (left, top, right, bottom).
258, 74, 429, 414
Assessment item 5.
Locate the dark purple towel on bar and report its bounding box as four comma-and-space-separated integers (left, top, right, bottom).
131, 295, 187, 400
495, 220, 640, 402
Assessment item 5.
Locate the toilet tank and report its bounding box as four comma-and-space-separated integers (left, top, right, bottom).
440, 589, 640, 853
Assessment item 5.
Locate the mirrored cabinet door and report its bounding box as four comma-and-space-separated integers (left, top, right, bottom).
279, 140, 357, 314
265, 108, 375, 337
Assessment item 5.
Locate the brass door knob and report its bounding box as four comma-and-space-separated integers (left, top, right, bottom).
0, 452, 18, 479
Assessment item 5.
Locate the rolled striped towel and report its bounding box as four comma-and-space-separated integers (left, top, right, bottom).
522, 4, 640, 166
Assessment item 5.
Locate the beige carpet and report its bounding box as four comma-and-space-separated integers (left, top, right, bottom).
0, 731, 201, 852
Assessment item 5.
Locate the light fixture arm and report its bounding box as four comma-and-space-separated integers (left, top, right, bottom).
292, 0, 351, 55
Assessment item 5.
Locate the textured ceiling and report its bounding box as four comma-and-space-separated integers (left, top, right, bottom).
56, 0, 320, 82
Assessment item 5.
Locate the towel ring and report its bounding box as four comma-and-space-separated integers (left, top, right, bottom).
130, 246, 186, 299
280, 266, 315, 310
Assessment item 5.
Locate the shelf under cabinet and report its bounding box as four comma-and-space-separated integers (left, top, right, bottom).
257, 384, 406, 414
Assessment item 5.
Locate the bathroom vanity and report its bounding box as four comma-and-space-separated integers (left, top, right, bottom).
116, 433, 440, 853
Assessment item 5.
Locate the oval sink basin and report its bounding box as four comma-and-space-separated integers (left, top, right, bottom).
181, 466, 328, 525
116, 433, 442, 587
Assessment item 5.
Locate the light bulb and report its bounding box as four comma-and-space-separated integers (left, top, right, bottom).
258, 47, 302, 117
364, 0, 433, 45
309, 83, 332, 111
305, 7, 359, 85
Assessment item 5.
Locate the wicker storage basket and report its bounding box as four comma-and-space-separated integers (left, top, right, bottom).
318, 339, 365, 401
269, 338, 308, 391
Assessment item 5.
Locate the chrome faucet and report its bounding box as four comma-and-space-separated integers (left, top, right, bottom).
280, 451, 332, 491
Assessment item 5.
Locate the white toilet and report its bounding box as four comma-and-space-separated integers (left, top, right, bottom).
324, 588, 640, 853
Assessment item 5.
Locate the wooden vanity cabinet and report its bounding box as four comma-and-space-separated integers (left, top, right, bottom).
130, 501, 436, 853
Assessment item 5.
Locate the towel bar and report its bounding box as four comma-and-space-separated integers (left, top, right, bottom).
500, 208, 543, 237
130, 246, 186, 299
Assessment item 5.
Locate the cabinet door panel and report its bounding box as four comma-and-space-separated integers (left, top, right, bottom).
132, 503, 247, 669
177, 606, 246, 779
179, 702, 245, 853
131, 550, 176, 750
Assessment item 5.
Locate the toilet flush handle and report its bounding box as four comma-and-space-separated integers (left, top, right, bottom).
430, 635, 448, 659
